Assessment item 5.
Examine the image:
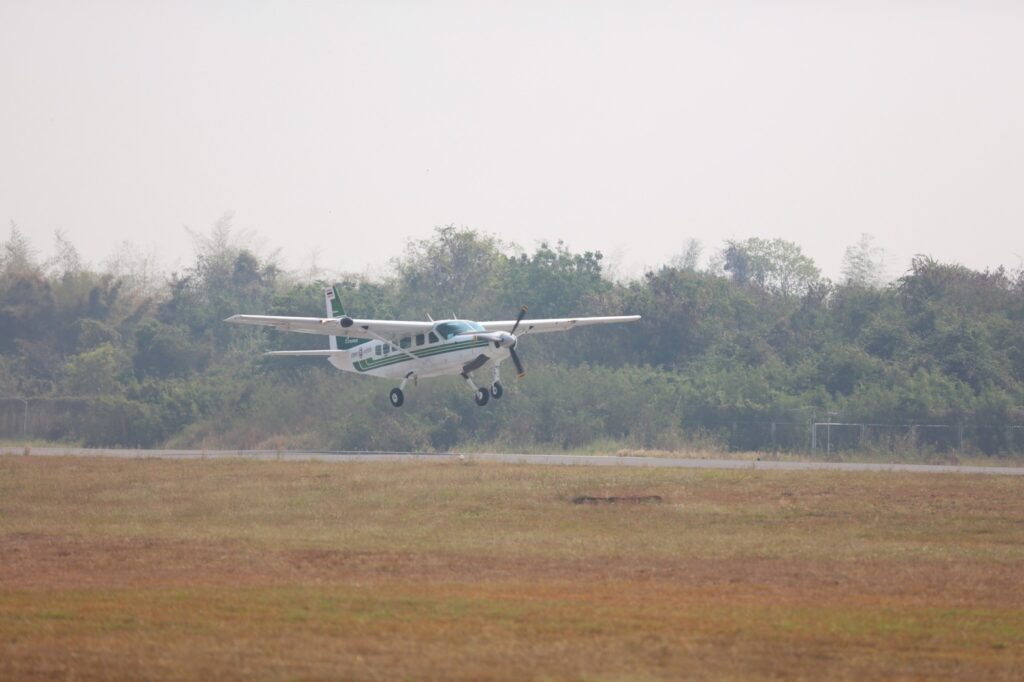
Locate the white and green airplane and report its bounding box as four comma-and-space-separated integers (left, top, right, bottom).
226, 285, 640, 407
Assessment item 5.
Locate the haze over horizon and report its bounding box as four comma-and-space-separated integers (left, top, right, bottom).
3, 1, 1023, 281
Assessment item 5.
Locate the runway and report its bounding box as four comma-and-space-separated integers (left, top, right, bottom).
3, 446, 1024, 475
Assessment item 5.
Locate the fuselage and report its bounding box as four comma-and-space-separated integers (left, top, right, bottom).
328, 319, 510, 379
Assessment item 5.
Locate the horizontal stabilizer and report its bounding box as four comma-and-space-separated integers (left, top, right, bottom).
263, 350, 349, 357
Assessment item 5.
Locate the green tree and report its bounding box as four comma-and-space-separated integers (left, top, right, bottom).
63, 343, 133, 395
394, 225, 507, 319
134, 320, 207, 379
503, 241, 609, 317
841, 233, 887, 287
159, 216, 280, 349
0, 223, 38, 278
721, 238, 821, 297
669, 238, 703, 272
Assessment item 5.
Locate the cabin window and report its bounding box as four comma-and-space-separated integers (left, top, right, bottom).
375, 345, 382, 356
428, 331, 439, 344
435, 320, 485, 340
399, 337, 411, 349
415, 334, 425, 346
383, 344, 391, 354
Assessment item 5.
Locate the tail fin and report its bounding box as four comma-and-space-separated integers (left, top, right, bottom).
324, 285, 362, 350
325, 284, 346, 318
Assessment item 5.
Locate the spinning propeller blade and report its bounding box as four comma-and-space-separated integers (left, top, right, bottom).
509, 305, 528, 378
510, 305, 528, 335
510, 347, 526, 378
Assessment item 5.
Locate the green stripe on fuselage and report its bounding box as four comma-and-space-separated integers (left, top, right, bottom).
353, 339, 490, 372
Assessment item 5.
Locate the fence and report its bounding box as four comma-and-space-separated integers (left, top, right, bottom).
810, 421, 1024, 456
2, 397, 1023, 455
666, 412, 1024, 455
0, 398, 99, 443
1, 398, 29, 437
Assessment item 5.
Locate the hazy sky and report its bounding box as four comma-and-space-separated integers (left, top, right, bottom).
2, 1, 1023, 280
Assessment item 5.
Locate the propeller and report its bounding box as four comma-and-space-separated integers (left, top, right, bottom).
466, 305, 530, 378
509, 305, 528, 378
510, 305, 528, 335
509, 345, 526, 378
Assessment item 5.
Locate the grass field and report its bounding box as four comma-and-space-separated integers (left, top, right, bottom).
2, 456, 1023, 680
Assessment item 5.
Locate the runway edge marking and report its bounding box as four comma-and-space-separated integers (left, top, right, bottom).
3, 447, 1024, 476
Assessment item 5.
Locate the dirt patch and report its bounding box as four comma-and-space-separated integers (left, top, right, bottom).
572, 494, 664, 504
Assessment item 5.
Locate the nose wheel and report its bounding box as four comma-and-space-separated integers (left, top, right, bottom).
490, 382, 503, 399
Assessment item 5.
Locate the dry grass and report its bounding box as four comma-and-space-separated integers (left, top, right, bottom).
1, 456, 1023, 680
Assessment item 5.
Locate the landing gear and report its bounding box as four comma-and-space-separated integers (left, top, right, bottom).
464, 372, 490, 407
489, 366, 503, 399
389, 372, 415, 408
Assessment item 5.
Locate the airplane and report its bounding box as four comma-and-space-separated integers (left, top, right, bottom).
226, 285, 640, 407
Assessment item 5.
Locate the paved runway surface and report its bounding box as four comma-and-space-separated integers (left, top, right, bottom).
3, 446, 1024, 475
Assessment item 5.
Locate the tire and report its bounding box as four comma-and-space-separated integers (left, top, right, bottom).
389, 388, 404, 407
475, 387, 490, 406
490, 382, 503, 399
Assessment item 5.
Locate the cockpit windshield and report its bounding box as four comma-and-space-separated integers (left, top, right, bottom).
435, 320, 485, 340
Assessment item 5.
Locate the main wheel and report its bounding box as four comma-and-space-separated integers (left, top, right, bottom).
490, 382, 503, 399
474, 387, 490, 406
389, 388, 404, 407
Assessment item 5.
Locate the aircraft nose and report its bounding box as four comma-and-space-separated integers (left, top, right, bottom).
487, 332, 517, 349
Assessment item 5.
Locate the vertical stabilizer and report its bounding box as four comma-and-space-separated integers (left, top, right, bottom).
324, 287, 338, 350
327, 285, 346, 317
324, 284, 362, 350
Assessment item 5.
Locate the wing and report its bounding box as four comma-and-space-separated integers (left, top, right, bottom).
480, 315, 640, 335
225, 315, 433, 340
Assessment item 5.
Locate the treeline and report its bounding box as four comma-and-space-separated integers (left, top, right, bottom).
1, 221, 1022, 455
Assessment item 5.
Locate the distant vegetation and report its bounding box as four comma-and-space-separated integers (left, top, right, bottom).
1, 219, 1022, 455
